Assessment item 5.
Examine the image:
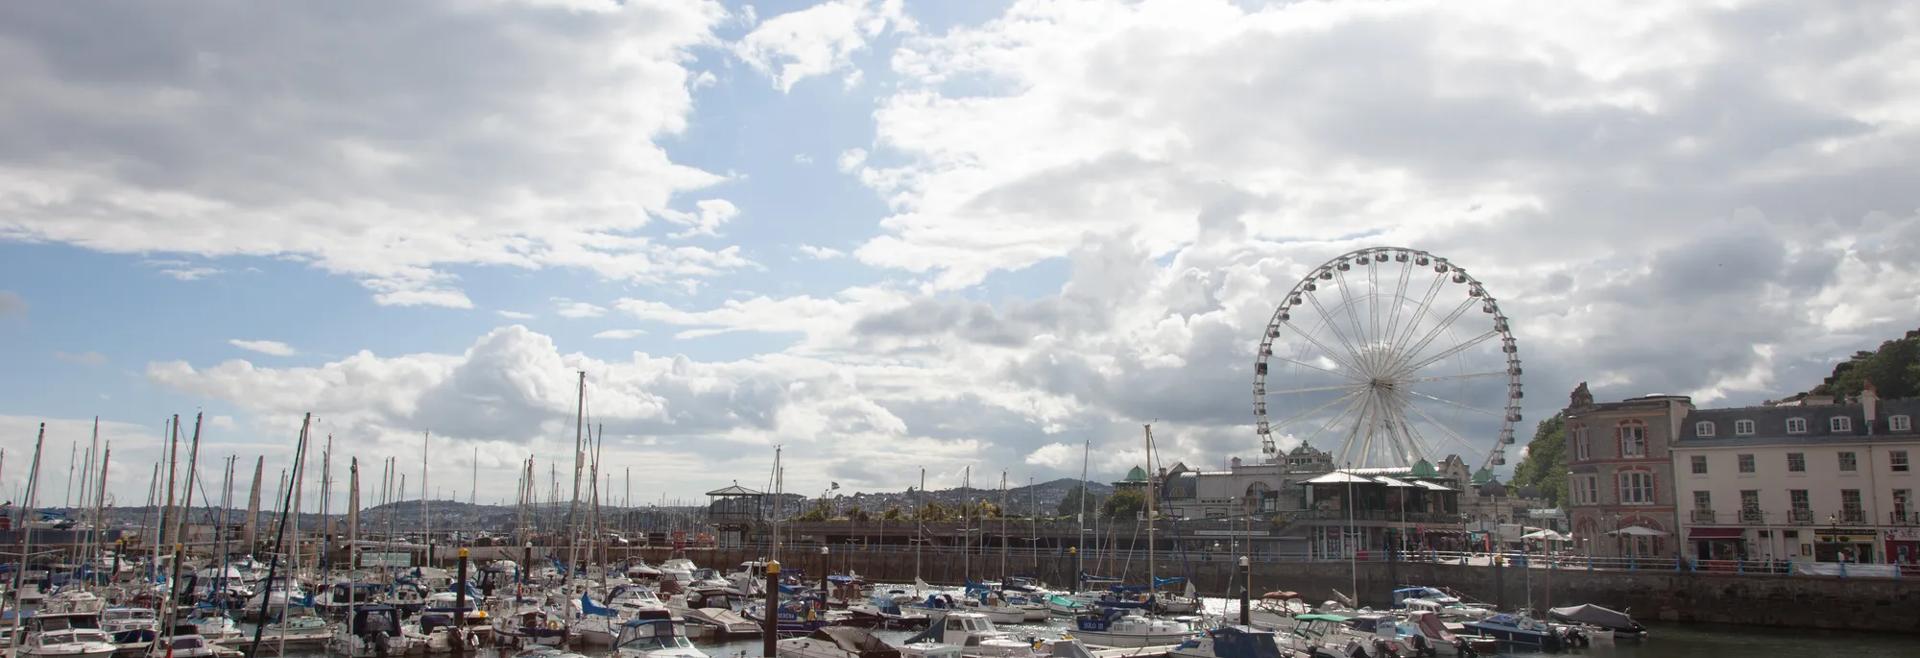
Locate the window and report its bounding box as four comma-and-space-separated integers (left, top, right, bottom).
1619, 471, 1655, 505
1839, 451, 1858, 472
1584, 476, 1598, 505
1618, 420, 1648, 458
1735, 419, 1755, 436
1893, 450, 1910, 473
1696, 421, 1716, 437
1841, 489, 1863, 517
1738, 454, 1755, 473
1787, 452, 1805, 472
1786, 417, 1807, 434
1894, 415, 1913, 432
1690, 455, 1708, 474
1896, 489, 1912, 521
1572, 424, 1589, 461
1789, 489, 1810, 511
1740, 490, 1759, 511
1830, 416, 1852, 433
1692, 490, 1711, 511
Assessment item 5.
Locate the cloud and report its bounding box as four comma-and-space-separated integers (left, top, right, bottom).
797, 244, 845, 260
735, 0, 912, 92
53, 351, 107, 366
662, 199, 740, 239
837, 148, 867, 173
228, 339, 296, 357
0, 291, 22, 318
1024, 442, 1080, 469
0, 1, 745, 307
593, 329, 648, 340
142, 259, 222, 281
496, 310, 535, 321
553, 299, 607, 319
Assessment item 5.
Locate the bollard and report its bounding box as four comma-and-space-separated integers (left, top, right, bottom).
1238, 555, 1250, 626
764, 560, 781, 657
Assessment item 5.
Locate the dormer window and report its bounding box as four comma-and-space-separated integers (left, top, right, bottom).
1695, 421, 1716, 437
1786, 417, 1807, 434
1734, 419, 1755, 436
1893, 415, 1912, 432
1830, 416, 1852, 433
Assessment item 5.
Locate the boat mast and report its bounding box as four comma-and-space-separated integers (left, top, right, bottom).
421, 431, 430, 563
1144, 423, 1156, 602
963, 465, 971, 584
6, 425, 47, 653
245, 456, 264, 554
156, 415, 179, 577
915, 467, 924, 586
162, 413, 205, 650
999, 471, 1008, 582
567, 371, 586, 583
320, 436, 332, 576
346, 457, 360, 636
217, 455, 233, 606
1078, 440, 1089, 591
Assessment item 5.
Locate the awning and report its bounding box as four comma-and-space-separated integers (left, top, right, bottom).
1373, 475, 1418, 488
1414, 480, 1455, 491
1687, 527, 1743, 540
1607, 525, 1668, 537
1303, 471, 1373, 484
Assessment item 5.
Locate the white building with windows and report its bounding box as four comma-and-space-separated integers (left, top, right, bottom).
1669, 388, 1920, 567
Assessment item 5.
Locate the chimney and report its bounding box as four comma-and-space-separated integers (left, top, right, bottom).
1862, 380, 1879, 435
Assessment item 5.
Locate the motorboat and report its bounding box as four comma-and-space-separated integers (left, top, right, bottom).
316, 582, 389, 614
329, 605, 418, 658
405, 610, 481, 654
1399, 598, 1494, 623
99, 608, 159, 646
962, 592, 1027, 625
849, 591, 931, 628
247, 611, 333, 647
1461, 613, 1573, 652
1001, 594, 1048, 622
1273, 613, 1380, 658
1397, 610, 1494, 657
41, 589, 106, 615
1168, 625, 1293, 658
899, 611, 1041, 658
1044, 594, 1086, 617
1547, 604, 1646, 640
1071, 608, 1198, 649
684, 608, 760, 638
180, 608, 246, 643
146, 632, 217, 658
493, 607, 570, 649
778, 627, 902, 658
611, 610, 707, 658
17, 627, 119, 658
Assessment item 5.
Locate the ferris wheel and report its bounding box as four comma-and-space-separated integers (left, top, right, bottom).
1253, 247, 1521, 471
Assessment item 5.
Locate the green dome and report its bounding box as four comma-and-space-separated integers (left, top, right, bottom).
1410, 460, 1438, 478
1125, 466, 1148, 482
1471, 468, 1494, 484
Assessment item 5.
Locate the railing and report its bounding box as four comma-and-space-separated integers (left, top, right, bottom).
1891, 511, 1919, 525
1840, 510, 1867, 524
1690, 509, 1717, 523
1789, 509, 1814, 524
1740, 509, 1765, 524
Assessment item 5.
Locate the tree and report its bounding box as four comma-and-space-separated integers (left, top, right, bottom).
846, 506, 871, 523
1509, 413, 1567, 506
915, 500, 954, 522
1812, 333, 1920, 401
1101, 488, 1145, 521
1056, 485, 1102, 518
796, 498, 834, 522
882, 506, 903, 521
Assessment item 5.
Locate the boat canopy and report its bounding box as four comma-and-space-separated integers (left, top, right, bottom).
1293, 613, 1350, 622
807, 627, 901, 658
1207, 626, 1284, 658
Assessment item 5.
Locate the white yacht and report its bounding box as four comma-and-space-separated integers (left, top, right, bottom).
779, 627, 910, 658
907, 611, 1042, 658
611, 611, 706, 658
146, 633, 218, 658
17, 628, 119, 658
1069, 609, 1198, 648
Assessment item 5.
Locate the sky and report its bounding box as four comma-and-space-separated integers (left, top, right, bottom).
1, 0, 1918, 511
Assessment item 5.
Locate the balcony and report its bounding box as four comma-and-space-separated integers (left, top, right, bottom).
1788, 509, 1814, 525
1689, 509, 1718, 524
1739, 509, 1765, 524
1839, 509, 1867, 525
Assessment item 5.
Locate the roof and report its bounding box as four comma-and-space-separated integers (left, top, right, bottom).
705, 484, 764, 496
1125, 466, 1148, 482
1676, 398, 1920, 448
1409, 460, 1438, 477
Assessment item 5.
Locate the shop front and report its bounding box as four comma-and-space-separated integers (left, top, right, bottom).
1813, 528, 1877, 563
1688, 527, 1745, 565
1885, 527, 1920, 567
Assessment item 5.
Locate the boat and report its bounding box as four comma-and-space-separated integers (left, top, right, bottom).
1461, 613, 1570, 652
1547, 604, 1646, 640
17, 627, 119, 658
1273, 613, 1382, 658
329, 604, 418, 658
684, 608, 760, 638
778, 627, 901, 658
1070, 607, 1198, 649
610, 610, 706, 658
99, 608, 158, 647
179, 608, 245, 643
405, 610, 481, 654
41, 589, 107, 615
901, 611, 1041, 658
146, 632, 217, 658
1398, 610, 1494, 657
848, 591, 931, 628
241, 612, 332, 647
961, 591, 1027, 625
1044, 594, 1086, 616
1169, 625, 1294, 658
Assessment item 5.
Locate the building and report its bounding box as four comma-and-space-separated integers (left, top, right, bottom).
1670, 388, 1920, 566
1563, 385, 1690, 557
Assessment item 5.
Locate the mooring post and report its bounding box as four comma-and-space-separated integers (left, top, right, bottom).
764, 560, 781, 657
1238, 555, 1251, 626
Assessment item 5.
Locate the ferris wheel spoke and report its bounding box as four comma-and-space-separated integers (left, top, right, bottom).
1386, 270, 1449, 365
1367, 264, 1381, 368
1283, 310, 1366, 375
1267, 388, 1366, 433
1267, 383, 1366, 397
1382, 257, 1414, 352
1378, 391, 1424, 466
1399, 394, 1488, 459
1402, 370, 1511, 385
1391, 297, 1478, 375
1392, 330, 1500, 379
1334, 391, 1378, 466
1405, 389, 1503, 417
1269, 354, 1363, 382
1302, 391, 1371, 460
1304, 290, 1368, 373
1331, 268, 1375, 373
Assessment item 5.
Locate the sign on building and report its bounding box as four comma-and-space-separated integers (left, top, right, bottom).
360, 552, 413, 568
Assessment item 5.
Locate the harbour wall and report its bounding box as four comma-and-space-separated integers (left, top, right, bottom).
441, 545, 1920, 634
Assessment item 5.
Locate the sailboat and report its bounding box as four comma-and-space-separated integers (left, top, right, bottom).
1070, 425, 1200, 649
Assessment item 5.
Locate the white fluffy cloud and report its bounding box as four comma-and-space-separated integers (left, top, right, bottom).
553, 299, 608, 320
735, 0, 912, 91
0, 1, 743, 307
